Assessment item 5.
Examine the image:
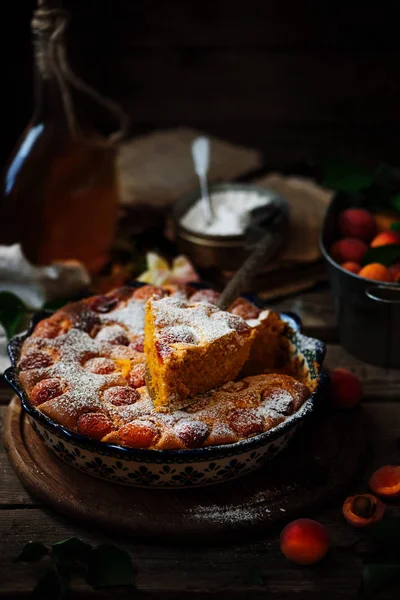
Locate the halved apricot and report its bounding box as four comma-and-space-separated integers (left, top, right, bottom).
369, 465, 400, 498
119, 420, 159, 448
31, 378, 65, 406
342, 493, 386, 527
77, 412, 114, 440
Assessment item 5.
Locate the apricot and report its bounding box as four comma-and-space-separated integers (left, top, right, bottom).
370, 230, 400, 248
190, 289, 221, 305
119, 420, 159, 448
174, 420, 209, 448
77, 412, 114, 440
130, 335, 145, 353
329, 368, 363, 409
133, 285, 166, 301
389, 263, 400, 283
374, 211, 400, 233
228, 298, 261, 320
228, 409, 264, 438
330, 238, 367, 264
342, 494, 386, 528
358, 263, 393, 283
33, 318, 70, 339
338, 208, 375, 241
369, 465, 400, 498
127, 363, 146, 388
19, 351, 54, 371
280, 518, 330, 565
89, 295, 118, 313
340, 261, 361, 275
84, 357, 116, 375
31, 378, 64, 406
103, 386, 140, 406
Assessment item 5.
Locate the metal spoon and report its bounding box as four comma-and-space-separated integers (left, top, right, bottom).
191, 136, 214, 225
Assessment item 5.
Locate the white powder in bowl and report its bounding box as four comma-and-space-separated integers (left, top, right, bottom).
179, 190, 272, 236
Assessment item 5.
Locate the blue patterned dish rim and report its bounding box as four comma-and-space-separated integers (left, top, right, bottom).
4, 282, 327, 461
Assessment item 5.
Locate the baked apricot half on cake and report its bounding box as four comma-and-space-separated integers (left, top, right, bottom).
144, 296, 256, 411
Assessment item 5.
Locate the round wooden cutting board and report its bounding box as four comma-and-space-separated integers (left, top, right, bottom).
5, 396, 365, 543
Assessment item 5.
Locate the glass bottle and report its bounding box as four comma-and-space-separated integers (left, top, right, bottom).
0, 0, 127, 274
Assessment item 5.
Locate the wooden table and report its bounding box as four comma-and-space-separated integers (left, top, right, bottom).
1, 285, 400, 599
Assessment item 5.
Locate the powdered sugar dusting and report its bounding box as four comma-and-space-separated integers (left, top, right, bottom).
102, 298, 145, 335
96, 324, 129, 343
150, 296, 251, 345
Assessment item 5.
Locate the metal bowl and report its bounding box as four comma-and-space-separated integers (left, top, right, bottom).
320, 193, 400, 367
172, 182, 289, 270
4, 293, 327, 489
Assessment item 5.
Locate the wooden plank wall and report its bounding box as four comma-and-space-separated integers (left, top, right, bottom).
4, 1, 400, 168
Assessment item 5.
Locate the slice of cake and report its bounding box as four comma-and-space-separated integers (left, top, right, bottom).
240, 309, 291, 377
144, 296, 256, 411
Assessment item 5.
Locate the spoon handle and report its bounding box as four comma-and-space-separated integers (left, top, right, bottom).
191, 137, 214, 224
217, 232, 280, 311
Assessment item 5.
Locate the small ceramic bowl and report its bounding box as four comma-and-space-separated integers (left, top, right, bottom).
172, 182, 289, 271
4, 297, 327, 489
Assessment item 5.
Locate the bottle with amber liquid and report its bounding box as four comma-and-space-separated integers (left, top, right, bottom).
0, 0, 127, 274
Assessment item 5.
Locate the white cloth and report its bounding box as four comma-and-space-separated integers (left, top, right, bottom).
0, 244, 90, 372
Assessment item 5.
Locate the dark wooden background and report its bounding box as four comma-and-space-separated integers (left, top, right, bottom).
4, 0, 400, 168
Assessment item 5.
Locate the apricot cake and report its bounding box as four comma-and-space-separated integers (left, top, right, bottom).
144, 296, 256, 410
16, 284, 309, 449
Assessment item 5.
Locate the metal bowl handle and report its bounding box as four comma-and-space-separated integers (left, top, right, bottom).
366, 286, 400, 304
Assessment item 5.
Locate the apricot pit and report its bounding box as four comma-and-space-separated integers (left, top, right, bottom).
342, 494, 385, 528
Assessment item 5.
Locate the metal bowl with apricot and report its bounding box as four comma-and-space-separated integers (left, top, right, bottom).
321, 194, 400, 367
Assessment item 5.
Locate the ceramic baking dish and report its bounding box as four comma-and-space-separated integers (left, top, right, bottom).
4, 289, 327, 488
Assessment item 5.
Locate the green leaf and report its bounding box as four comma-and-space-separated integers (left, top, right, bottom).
33, 567, 69, 600
322, 159, 374, 193
368, 518, 400, 547
15, 541, 49, 562
391, 221, 400, 231
361, 244, 400, 267
51, 537, 92, 568
361, 564, 400, 598
392, 193, 400, 213
0, 291, 26, 339
249, 567, 265, 586
86, 544, 135, 588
